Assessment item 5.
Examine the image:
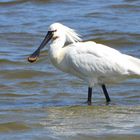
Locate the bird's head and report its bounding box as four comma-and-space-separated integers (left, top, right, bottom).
28, 22, 81, 63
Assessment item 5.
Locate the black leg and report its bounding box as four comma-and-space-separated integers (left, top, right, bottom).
87, 87, 92, 105
102, 84, 111, 103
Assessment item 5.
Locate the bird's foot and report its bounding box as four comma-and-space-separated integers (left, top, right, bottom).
106, 100, 111, 105
85, 100, 92, 106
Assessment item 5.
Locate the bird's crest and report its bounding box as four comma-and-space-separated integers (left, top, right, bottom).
50, 23, 82, 43
64, 25, 82, 43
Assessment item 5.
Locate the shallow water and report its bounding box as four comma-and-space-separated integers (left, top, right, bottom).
0, 0, 140, 139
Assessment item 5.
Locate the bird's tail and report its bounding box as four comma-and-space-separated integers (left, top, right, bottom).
124, 54, 140, 77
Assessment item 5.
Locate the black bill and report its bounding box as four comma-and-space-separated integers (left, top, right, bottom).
28, 31, 53, 63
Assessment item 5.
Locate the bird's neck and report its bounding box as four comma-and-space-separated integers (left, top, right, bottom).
49, 38, 66, 65
49, 38, 65, 54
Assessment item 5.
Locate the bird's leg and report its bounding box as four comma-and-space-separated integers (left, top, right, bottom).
102, 84, 111, 103
87, 87, 92, 105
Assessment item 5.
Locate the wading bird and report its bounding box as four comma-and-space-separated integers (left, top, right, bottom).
28, 23, 140, 105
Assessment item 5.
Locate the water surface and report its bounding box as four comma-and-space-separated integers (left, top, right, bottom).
0, 0, 140, 139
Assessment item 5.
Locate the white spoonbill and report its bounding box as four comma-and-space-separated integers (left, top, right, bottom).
28, 23, 140, 105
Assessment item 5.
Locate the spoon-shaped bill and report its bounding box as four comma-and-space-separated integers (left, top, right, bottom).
28, 31, 53, 63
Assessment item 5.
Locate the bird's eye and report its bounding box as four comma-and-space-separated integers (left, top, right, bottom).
53, 29, 57, 32
48, 30, 57, 33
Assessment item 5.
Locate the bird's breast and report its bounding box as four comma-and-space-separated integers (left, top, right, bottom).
48, 49, 69, 73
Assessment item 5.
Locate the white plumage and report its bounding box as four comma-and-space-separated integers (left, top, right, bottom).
28, 23, 140, 104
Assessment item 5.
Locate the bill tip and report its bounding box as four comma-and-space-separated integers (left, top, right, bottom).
28, 56, 38, 63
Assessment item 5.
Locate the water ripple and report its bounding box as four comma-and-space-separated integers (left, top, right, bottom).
0, 0, 140, 139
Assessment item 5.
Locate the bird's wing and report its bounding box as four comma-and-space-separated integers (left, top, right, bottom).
67, 41, 128, 78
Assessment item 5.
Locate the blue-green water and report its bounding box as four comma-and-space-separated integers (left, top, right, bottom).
0, 0, 140, 139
